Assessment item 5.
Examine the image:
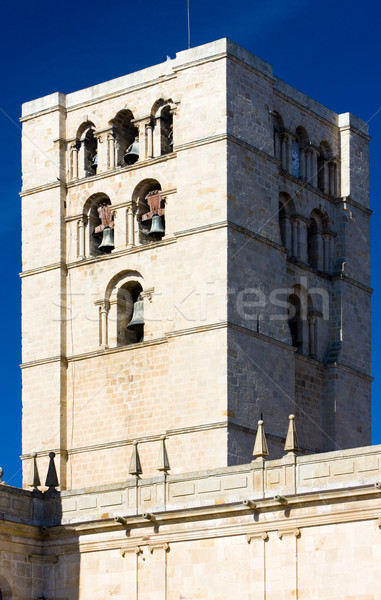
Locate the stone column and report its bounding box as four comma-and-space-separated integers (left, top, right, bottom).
127, 205, 135, 247
147, 122, 154, 158
323, 161, 330, 194
107, 132, 116, 170
78, 217, 87, 259
323, 235, 331, 272
281, 135, 287, 171
311, 148, 318, 188
329, 162, 337, 196
299, 219, 309, 264
291, 219, 298, 259
285, 133, 293, 174
308, 315, 316, 358
300, 149, 306, 181
305, 149, 312, 183
70, 145, 78, 180
97, 300, 109, 348
133, 117, 151, 161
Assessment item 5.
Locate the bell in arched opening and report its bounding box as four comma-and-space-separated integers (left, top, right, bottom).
127, 295, 144, 343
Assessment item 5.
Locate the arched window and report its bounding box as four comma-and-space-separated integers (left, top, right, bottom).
132, 179, 165, 244
110, 110, 139, 167
279, 201, 287, 247
317, 141, 337, 196
288, 286, 318, 358
307, 209, 332, 272
101, 271, 146, 348
151, 99, 175, 158
288, 293, 303, 352
75, 121, 98, 178
278, 192, 296, 255
117, 281, 144, 345
84, 194, 114, 257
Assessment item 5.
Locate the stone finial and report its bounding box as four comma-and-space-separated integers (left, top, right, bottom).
128, 442, 142, 477
252, 420, 269, 459
284, 414, 300, 455
0, 467, 4, 484
45, 452, 59, 490
157, 437, 170, 472
28, 452, 41, 490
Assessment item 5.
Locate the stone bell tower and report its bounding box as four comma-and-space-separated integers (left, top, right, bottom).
20, 39, 371, 491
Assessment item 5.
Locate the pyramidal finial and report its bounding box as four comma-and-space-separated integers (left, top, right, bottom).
284, 414, 299, 454
45, 452, 59, 490
252, 420, 269, 459
129, 442, 142, 476
28, 452, 41, 490
157, 437, 170, 472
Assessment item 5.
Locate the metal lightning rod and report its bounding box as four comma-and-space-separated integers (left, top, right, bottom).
187, 0, 191, 49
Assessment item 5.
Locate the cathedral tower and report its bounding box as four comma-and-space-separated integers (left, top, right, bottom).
20, 39, 371, 490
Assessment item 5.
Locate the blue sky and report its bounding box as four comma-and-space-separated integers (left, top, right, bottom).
1, 0, 380, 486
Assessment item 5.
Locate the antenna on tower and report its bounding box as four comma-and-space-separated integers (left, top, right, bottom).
187, 0, 191, 49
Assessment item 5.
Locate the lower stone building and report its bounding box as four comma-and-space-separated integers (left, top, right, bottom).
1, 439, 381, 598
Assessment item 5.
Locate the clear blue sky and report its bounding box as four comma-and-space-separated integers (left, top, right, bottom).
1, 0, 380, 486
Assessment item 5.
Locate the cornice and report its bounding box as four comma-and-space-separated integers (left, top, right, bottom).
273, 87, 339, 131
39, 483, 381, 543
20, 262, 67, 279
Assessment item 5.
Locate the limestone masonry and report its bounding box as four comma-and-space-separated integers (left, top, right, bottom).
0, 38, 377, 599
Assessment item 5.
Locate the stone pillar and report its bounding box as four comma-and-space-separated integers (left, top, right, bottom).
281, 135, 287, 171
133, 117, 151, 161
323, 235, 331, 272
78, 217, 87, 259
147, 122, 154, 158
285, 216, 292, 255
284, 133, 293, 174
329, 162, 336, 196
306, 149, 312, 183
70, 145, 78, 180
323, 161, 330, 194
291, 219, 298, 259
107, 132, 116, 170
308, 315, 316, 358
311, 148, 318, 187
98, 300, 109, 348
127, 205, 135, 247
299, 220, 309, 264
300, 149, 306, 181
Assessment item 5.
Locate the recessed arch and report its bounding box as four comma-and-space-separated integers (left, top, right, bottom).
109, 109, 138, 166
83, 193, 113, 256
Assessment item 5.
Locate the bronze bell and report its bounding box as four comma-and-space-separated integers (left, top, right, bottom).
148, 215, 165, 236
127, 296, 144, 331
98, 227, 114, 253
90, 153, 98, 171
124, 139, 139, 165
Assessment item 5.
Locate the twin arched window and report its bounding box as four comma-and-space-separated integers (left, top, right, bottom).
70, 100, 175, 180
272, 114, 338, 196
288, 286, 319, 359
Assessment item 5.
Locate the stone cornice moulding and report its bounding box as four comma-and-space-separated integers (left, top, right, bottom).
20, 74, 178, 122
20, 262, 67, 279
273, 88, 339, 130
43, 492, 381, 546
